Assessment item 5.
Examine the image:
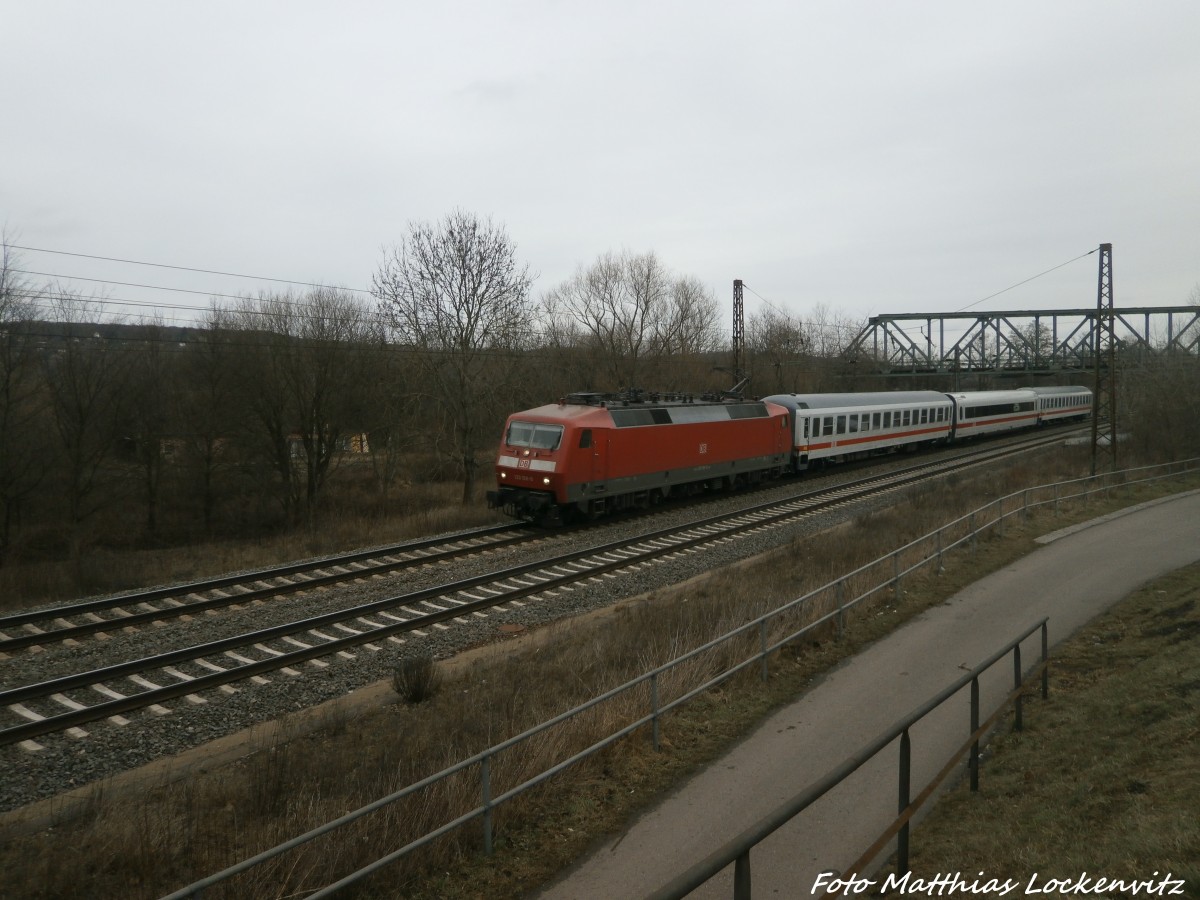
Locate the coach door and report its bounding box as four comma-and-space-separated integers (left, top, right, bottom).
581, 428, 607, 485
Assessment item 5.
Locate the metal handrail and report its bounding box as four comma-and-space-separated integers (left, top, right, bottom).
161, 456, 1199, 899
644, 620, 1049, 900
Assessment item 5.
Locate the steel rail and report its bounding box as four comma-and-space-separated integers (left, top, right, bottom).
0, 431, 1072, 747
0, 525, 537, 653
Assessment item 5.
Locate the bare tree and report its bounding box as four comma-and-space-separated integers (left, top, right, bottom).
542, 251, 662, 388
359, 344, 422, 516
0, 236, 49, 563
746, 307, 808, 393
541, 250, 722, 390
233, 288, 375, 525
373, 211, 534, 504
177, 306, 243, 535
1020, 320, 1055, 368
41, 290, 131, 565
655, 275, 722, 358
125, 318, 175, 539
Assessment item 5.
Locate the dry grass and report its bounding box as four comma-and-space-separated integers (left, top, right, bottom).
893, 562, 1200, 894
0, 481, 501, 610
0, 446, 1196, 899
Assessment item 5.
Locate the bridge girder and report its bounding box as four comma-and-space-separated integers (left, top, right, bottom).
844, 306, 1199, 375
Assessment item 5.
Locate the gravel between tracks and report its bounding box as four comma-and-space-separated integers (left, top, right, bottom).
0, 446, 1004, 814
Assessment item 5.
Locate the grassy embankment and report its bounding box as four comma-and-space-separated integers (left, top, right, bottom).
887, 561, 1200, 896
0, 447, 1196, 899
0, 480, 498, 610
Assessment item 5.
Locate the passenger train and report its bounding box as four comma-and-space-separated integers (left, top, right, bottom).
486, 385, 1093, 524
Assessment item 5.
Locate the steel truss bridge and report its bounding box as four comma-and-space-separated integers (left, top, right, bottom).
844, 306, 1200, 377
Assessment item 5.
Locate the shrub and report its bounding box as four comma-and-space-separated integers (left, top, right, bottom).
392, 654, 441, 703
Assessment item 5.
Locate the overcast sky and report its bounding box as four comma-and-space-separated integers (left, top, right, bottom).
4, 1, 1198, 341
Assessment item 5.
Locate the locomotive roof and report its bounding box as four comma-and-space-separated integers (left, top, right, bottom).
509, 397, 778, 428
559, 389, 754, 408
762, 391, 949, 411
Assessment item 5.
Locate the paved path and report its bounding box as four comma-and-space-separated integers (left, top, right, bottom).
535, 490, 1200, 899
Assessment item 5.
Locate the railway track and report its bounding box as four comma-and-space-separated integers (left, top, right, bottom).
0, 429, 1072, 752
0, 523, 536, 655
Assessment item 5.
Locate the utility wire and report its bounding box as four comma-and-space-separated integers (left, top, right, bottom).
7, 243, 375, 295
955, 248, 1098, 313
741, 283, 862, 337
12, 269, 365, 308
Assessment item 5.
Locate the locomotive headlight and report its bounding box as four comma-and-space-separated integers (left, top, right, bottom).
543, 477, 551, 485
500, 472, 507, 479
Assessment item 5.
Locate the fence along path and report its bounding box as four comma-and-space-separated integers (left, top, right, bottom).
537, 484, 1200, 898
162, 461, 1200, 899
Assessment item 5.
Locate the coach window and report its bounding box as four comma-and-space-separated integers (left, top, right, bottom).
920, 409, 928, 424
837, 415, 846, 435
824, 417, 834, 436
848, 415, 858, 433
873, 412, 881, 429
901, 410, 909, 427
883, 411, 891, 428
579, 429, 592, 448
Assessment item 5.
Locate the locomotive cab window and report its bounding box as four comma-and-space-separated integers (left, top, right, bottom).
507, 421, 564, 450
578, 429, 592, 449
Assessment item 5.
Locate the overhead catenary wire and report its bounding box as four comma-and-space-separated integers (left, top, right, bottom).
741, 283, 865, 338
6, 243, 375, 295
954, 248, 1098, 313
10, 269, 367, 308
11, 267, 367, 309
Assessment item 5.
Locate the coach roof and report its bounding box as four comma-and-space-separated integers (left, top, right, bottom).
763, 391, 950, 412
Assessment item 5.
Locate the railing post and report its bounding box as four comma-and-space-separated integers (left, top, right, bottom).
482, 753, 493, 856
650, 673, 661, 751
760, 620, 769, 682
1013, 643, 1023, 732
935, 528, 943, 572
1041, 622, 1049, 700
894, 552, 902, 596
836, 582, 846, 638
969, 512, 976, 553
734, 850, 752, 900
969, 677, 980, 792
897, 729, 912, 874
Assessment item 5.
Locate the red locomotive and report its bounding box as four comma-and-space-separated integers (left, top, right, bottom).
486, 389, 791, 524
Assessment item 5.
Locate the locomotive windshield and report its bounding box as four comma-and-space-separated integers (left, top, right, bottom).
506, 421, 564, 450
